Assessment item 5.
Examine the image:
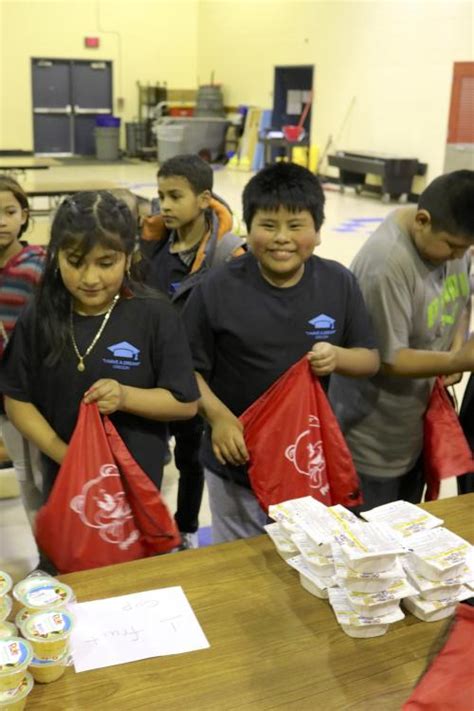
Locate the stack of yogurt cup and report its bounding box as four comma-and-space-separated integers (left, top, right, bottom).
0, 570, 75, 710
265, 497, 473, 639
360, 501, 473, 622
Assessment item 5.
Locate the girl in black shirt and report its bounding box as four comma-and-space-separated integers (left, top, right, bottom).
0, 191, 199, 498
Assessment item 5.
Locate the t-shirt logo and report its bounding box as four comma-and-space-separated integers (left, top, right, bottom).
306, 314, 336, 339
103, 341, 141, 370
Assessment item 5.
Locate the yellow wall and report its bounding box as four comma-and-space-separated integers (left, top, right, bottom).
1, 0, 473, 176
0, 0, 199, 149
197, 0, 473, 178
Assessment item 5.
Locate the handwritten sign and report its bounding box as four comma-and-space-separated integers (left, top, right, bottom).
70, 586, 209, 672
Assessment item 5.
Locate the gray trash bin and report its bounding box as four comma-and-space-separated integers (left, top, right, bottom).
95, 116, 121, 161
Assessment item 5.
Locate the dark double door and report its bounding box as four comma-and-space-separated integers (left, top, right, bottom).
32, 59, 113, 155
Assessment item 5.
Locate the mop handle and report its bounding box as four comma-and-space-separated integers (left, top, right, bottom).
297, 91, 313, 129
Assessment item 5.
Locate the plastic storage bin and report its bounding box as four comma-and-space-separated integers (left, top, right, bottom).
155, 118, 229, 162
95, 116, 121, 161
156, 124, 186, 164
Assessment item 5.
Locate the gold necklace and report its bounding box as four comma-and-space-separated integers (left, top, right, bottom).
69, 294, 120, 372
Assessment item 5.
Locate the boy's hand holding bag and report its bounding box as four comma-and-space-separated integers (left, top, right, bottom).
35, 402, 180, 573
239, 357, 362, 511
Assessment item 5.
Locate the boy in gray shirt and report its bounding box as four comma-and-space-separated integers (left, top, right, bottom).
330, 170, 474, 509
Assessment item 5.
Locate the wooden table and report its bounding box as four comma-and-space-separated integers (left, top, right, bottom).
19, 179, 122, 215
22, 179, 121, 198
0, 157, 61, 177
28, 495, 474, 710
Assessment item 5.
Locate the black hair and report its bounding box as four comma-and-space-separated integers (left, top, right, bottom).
242, 162, 325, 232
157, 154, 213, 194
418, 170, 474, 238
0, 174, 30, 237
37, 190, 142, 365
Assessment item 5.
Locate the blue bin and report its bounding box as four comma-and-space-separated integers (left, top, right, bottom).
96, 116, 121, 128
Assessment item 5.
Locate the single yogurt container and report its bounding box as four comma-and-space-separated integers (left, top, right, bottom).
29, 649, 69, 683
403, 596, 456, 622
299, 571, 329, 599
0, 672, 34, 710
264, 523, 298, 560
328, 588, 404, 638
20, 609, 73, 660
285, 555, 334, 599
0, 598, 12, 625
0, 625, 16, 642
13, 577, 74, 614
0, 575, 12, 600
0, 638, 33, 693
335, 557, 406, 594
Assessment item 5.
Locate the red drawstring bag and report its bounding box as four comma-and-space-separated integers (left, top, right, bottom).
423, 378, 474, 501
402, 602, 474, 710
35, 402, 180, 573
239, 357, 362, 511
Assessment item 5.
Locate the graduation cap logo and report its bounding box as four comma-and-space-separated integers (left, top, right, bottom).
107, 341, 140, 360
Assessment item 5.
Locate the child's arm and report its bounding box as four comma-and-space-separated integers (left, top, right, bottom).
443, 305, 471, 385
381, 336, 474, 378
4, 397, 68, 464
83, 379, 198, 421
308, 343, 380, 378
195, 372, 248, 466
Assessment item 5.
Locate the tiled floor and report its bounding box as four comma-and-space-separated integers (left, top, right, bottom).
0, 160, 467, 581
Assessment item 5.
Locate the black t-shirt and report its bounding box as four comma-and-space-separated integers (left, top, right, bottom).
182, 252, 377, 486
0, 296, 199, 497
148, 245, 191, 298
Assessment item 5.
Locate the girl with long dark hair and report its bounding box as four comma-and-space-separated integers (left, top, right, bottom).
0, 190, 198, 500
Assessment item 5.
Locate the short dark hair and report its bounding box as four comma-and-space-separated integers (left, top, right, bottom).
418, 170, 474, 238
242, 162, 325, 231
158, 154, 213, 194
0, 174, 30, 237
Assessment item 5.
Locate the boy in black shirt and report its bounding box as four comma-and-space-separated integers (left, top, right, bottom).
183, 162, 380, 542
141, 154, 245, 548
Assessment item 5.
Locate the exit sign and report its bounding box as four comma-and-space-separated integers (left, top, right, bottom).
84, 37, 100, 48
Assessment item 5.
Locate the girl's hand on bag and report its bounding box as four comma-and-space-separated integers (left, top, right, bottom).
308, 342, 338, 376
211, 414, 249, 466
83, 379, 125, 415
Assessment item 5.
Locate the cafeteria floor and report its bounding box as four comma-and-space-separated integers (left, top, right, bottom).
0, 159, 468, 581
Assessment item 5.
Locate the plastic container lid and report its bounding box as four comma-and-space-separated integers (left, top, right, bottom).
0, 597, 12, 624
13, 577, 73, 611
0, 574, 12, 599
0, 624, 16, 641
0, 638, 33, 676
20, 609, 73, 642
96, 115, 121, 127
0, 672, 34, 708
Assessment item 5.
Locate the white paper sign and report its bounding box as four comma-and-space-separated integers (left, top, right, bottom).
70, 586, 210, 672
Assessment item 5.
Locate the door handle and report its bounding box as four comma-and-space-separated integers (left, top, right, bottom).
73, 106, 111, 115
34, 105, 72, 115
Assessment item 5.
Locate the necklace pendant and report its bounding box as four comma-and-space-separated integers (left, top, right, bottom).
77, 360, 85, 372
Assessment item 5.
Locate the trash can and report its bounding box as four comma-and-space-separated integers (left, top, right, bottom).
95, 116, 121, 161
156, 124, 185, 164
125, 122, 146, 157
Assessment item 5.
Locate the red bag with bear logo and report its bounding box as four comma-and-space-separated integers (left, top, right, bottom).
35, 402, 180, 573
240, 357, 362, 511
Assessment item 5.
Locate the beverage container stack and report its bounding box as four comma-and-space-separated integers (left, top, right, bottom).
0, 570, 76, 709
